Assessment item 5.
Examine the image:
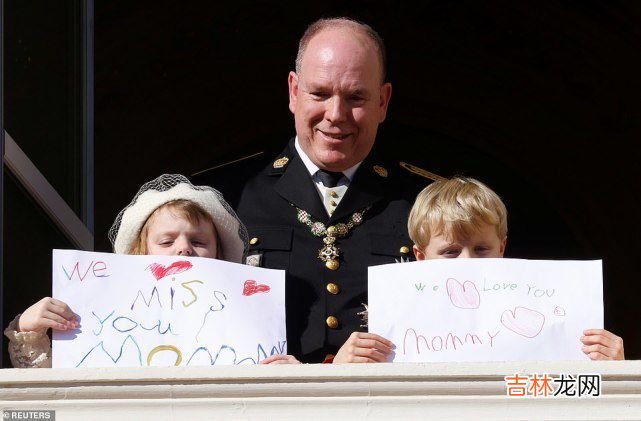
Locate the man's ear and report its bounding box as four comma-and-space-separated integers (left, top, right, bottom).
499, 236, 508, 257
378, 82, 392, 122
288, 71, 299, 114
413, 245, 426, 261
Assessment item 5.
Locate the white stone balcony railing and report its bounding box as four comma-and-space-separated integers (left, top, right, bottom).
1, 361, 640, 420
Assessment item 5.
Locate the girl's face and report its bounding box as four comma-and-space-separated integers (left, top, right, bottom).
145, 207, 218, 258
413, 223, 506, 260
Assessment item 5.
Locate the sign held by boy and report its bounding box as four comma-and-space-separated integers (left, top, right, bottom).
368, 177, 624, 362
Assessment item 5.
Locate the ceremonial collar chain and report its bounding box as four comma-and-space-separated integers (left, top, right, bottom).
296, 206, 370, 270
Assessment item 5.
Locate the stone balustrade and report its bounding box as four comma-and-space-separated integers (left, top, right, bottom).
1, 361, 640, 420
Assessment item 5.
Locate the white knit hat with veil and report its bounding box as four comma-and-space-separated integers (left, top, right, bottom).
108, 174, 247, 263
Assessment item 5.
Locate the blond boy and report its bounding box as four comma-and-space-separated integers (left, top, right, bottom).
407, 176, 624, 360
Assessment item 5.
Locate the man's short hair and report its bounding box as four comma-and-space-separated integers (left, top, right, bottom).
408, 176, 508, 251
295, 17, 387, 83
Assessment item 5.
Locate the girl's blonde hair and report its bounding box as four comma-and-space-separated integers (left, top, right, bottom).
408, 176, 508, 251
128, 199, 219, 256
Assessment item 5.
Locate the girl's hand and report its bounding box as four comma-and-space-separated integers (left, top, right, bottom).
260, 354, 301, 364
18, 297, 79, 333
581, 329, 625, 360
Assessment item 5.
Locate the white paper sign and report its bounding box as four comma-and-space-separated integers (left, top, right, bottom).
368, 259, 603, 362
52, 249, 286, 368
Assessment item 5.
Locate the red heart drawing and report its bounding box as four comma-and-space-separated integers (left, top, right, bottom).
243, 280, 270, 296
501, 307, 545, 338
147, 261, 193, 280
446, 278, 481, 309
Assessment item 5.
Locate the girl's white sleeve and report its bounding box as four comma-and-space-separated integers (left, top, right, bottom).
3, 314, 52, 368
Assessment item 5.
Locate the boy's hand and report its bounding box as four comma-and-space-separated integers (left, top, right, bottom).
18, 297, 79, 333
259, 354, 301, 365
580, 329, 625, 360
333, 332, 394, 363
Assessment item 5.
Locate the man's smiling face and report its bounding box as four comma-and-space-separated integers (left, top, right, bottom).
288, 27, 392, 172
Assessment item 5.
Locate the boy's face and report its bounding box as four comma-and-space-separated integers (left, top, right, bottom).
414, 223, 506, 260
145, 207, 218, 258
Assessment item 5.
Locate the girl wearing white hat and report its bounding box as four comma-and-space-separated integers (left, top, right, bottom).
5, 174, 299, 367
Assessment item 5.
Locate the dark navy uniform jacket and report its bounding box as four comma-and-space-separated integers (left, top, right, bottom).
199, 138, 431, 363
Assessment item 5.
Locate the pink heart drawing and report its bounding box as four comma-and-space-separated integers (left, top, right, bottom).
147, 260, 193, 280
501, 307, 545, 338
243, 280, 271, 296
446, 278, 481, 309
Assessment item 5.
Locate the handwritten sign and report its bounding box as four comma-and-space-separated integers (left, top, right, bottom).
368, 258, 603, 362
52, 249, 286, 368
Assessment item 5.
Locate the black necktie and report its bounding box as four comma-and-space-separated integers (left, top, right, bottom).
316, 169, 344, 188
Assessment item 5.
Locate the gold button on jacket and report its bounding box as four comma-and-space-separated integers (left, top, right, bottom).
400, 245, 410, 254
326, 283, 340, 294
326, 316, 339, 329
325, 259, 340, 270
250, 237, 259, 245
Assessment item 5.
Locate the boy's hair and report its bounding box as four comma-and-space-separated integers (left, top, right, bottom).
128, 200, 219, 256
408, 176, 508, 251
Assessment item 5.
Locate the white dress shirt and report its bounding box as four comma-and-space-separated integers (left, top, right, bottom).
294, 137, 361, 216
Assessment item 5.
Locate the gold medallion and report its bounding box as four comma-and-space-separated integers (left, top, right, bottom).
296, 206, 370, 270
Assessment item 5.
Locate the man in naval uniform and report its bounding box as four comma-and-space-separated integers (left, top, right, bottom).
204, 18, 435, 363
